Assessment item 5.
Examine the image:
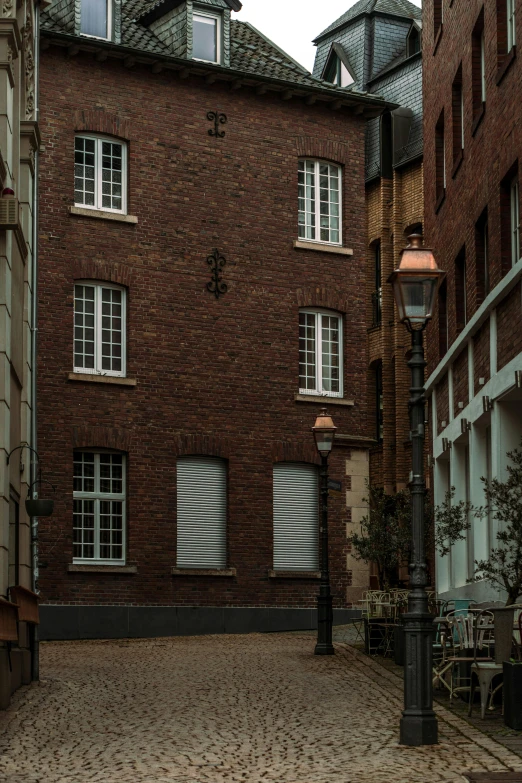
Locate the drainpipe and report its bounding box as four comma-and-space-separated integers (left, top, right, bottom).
30, 0, 40, 682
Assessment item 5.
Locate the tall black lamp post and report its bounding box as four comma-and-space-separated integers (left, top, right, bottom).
388, 234, 445, 747
312, 409, 337, 656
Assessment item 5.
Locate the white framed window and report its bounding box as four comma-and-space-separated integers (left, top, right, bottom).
73, 452, 125, 564
74, 282, 126, 377
273, 463, 319, 571
176, 457, 227, 569
507, 0, 516, 52
80, 0, 111, 41
299, 309, 343, 397
298, 159, 342, 245
511, 178, 520, 266
192, 9, 221, 64
75, 135, 126, 214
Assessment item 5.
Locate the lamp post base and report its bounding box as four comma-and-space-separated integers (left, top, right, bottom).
314, 641, 335, 655
315, 593, 334, 656
400, 714, 438, 747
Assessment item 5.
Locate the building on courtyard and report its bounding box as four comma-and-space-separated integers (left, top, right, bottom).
0, 0, 43, 706
423, 0, 522, 603
312, 0, 424, 590
36, 0, 393, 639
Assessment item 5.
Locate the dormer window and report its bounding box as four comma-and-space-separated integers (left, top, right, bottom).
324, 55, 354, 87
80, 0, 110, 39
321, 43, 355, 88
193, 9, 221, 64
407, 25, 421, 57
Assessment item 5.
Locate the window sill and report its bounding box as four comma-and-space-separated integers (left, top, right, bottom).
295, 394, 354, 406
435, 190, 446, 214
268, 570, 321, 579
171, 568, 237, 577
68, 564, 137, 573
293, 240, 353, 256
452, 150, 463, 179
67, 372, 137, 386
496, 46, 516, 86
433, 24, 443, 56
471, 104, 485, 137
69, 206, 138, 224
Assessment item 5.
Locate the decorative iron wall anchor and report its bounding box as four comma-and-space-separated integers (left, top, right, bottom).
207, 110, 227, 138
207, 249, 227, 299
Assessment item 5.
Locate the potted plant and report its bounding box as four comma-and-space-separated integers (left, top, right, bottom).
25, 477, 55, 517
504, 658, 522, 730
435, 440, 522, 607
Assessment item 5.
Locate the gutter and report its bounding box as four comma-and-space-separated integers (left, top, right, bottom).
30, 0, 40, 682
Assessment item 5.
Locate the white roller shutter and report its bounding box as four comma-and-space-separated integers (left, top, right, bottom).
176, 457, 227, 568
273, 463, 319, 571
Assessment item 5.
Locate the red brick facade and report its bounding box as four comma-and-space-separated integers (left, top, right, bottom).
424, 0, 522, 603
423, 0, 522, 376
37, 46, 374, 621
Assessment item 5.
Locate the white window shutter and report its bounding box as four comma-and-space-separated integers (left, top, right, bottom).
273, 463, 319, 571
176, 457, 227, 568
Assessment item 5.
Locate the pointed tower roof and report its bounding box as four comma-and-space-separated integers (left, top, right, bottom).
314, 0, 421, 42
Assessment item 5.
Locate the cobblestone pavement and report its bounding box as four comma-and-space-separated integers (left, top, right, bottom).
0, 633, 522, 783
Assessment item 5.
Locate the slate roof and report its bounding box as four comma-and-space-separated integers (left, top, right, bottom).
40, 0, 391, 98
314, 0, 421, 41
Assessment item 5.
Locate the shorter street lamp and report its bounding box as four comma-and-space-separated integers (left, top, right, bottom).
312, 409, 337, 656
388, 234, 445, 747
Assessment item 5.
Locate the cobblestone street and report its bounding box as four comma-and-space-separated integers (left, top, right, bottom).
0, 633, 521, 783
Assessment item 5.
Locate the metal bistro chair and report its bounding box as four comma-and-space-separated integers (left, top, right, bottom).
468, 608, 514, 719
469, 604, 522, 718
445, 611, 494, 703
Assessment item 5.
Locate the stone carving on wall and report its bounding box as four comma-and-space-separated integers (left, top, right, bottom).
1, 0, 13, 17
22, 7, 35, 119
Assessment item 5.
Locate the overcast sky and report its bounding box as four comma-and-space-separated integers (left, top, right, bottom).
232, 0, 422, 73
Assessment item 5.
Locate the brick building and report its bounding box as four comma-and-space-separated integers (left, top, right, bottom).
0, 0, 43, 705
423, 0, 522, 602
36, 0, 391, 638
312, 0, 424, 590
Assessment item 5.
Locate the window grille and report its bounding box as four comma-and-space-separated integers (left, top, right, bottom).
299, 310, 342, 397
74, 283, 125, 377
298, 160, 341, 245
73, 452, 125, 563
75, 136, 126, 213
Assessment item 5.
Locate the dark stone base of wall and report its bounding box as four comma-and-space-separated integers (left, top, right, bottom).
39, 605, 361, 641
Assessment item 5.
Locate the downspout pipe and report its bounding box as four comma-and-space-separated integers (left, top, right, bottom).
30, 0, 40, 682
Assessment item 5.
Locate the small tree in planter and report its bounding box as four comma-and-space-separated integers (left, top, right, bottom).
434, 440, 522, 606
348, 486, 413, 591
